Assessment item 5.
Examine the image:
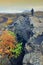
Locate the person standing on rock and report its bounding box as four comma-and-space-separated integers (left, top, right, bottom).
31, 8, 34, 16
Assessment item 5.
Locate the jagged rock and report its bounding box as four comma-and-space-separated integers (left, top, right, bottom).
40, 41, 43, 54
23, 52, 43, 65
30, 16, 43, 36
24, 43, 32, 53
6, 15, 34, 43
41, 41, 43, 48
13, 16, 33, 42
26, 33, 43, 52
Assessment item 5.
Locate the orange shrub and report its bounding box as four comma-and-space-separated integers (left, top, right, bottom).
0, 30, 16, 57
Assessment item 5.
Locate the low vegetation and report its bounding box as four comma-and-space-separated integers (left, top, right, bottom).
0, 30, 23, 58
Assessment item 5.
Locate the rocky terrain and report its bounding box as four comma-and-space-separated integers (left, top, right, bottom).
0, 11, 43, 65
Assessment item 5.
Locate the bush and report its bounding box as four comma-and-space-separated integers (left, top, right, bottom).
0, 30, 23, 59
10, 42, 23, 58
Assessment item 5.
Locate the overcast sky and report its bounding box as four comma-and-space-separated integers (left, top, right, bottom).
0, 0, 43, 13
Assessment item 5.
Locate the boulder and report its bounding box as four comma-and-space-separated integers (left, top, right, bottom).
23, 52, 43, 65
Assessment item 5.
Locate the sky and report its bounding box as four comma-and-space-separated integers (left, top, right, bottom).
0, 0, 43, 13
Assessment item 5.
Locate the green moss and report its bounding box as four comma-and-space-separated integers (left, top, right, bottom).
7, 31, 23, 58
10, 43, 23, 58
8, 30, 16, 36
0, 64, 2, 65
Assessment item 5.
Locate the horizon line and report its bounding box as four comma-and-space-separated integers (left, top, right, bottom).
0, 10, 43, 13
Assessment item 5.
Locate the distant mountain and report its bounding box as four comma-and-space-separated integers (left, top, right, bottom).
22, 10, 31, 16
23, 10, 31, 13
